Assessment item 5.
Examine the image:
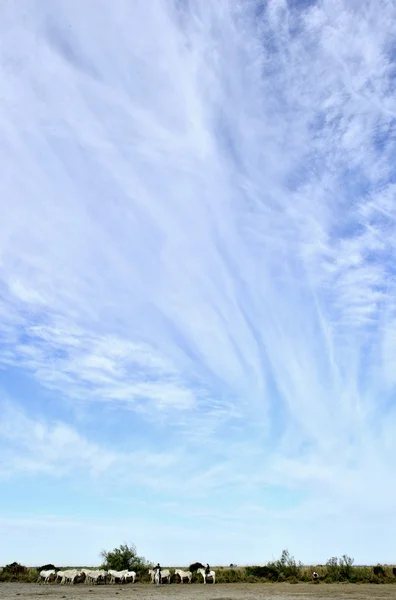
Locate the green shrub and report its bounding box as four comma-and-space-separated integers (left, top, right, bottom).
325, 557, 340, 581
215, 568, 246, 583
349, 566, 371, 583
0, 563, 38, 583
100, 542, 149, 578
373, 565, 386, 577
339, 555, 354, 580
246, 566, 270, 578
251, 550, 302, 582
38, 564, 56, 571
4, 562, 27, 576
276, 550, 302, 580
245, 575, 259, 583
189, 562, 204, 572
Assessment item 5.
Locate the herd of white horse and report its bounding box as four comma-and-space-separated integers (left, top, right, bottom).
151, 568, 216, 585
38, 567, 216, 585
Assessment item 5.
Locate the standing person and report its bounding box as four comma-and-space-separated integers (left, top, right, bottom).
155, 563, 162, 584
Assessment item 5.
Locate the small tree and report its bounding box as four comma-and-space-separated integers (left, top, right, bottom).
339, 554, 354, 580
276, 549, 302, 580
100, 543, 149, 575
326, 557, 340, 581
264, 550, 302, 581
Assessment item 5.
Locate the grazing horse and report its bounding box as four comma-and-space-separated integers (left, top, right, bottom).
82, 569, 107, 584
108, 569, 128, 584
38, 570, 56, 584
57, 569, 80, 585
197, 568, 216, 584
174, 569, 192, 583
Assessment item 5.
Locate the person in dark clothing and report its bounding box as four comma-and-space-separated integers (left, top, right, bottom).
155, 563, 162, 584
205, 564, 210, 575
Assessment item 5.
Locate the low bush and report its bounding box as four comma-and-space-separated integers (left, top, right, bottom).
215, 568, 246, 583
38, 564, 56, 571
189, 562, 204, 572
0, 563, 38, 583
4, 562, 27, 576
246, 551, 301, 582
373, 565, 386, 577
246, 565, 272, 578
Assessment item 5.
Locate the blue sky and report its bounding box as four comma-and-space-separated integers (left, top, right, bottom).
1, 0, 396, 566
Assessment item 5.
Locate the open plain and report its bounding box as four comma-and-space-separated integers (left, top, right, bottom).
1, 583, 396, 600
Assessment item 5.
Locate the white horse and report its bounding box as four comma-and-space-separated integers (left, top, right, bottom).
82, 569, 107, 584
124, 571, 136, 583
56, 569, 81, 585
197, 568, 216, 584
174, 569, 192, 583
38, 569, 56, 584
154, 569, 171, 584
108, 569, 129, 584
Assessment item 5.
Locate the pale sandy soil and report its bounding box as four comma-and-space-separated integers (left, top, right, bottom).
1, 582, 396, 600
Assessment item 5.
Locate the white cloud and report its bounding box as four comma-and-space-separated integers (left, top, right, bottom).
0, 399, 181, 481
0, 398, 264, 502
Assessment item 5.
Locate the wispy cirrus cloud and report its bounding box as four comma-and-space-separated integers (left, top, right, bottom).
0, 0, 396, 564
0, 399, 180, 480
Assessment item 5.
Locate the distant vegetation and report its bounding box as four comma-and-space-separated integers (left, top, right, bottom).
100, 543, 150, 581
189, 562, 204, 572
1, 548, 396, 584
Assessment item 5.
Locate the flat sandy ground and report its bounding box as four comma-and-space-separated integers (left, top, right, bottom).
2, 582, 396, 600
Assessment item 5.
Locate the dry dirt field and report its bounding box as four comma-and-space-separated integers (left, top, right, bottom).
1, 583, 396, 600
